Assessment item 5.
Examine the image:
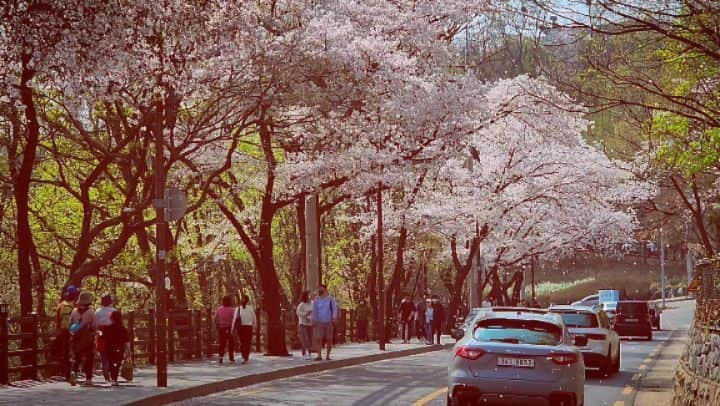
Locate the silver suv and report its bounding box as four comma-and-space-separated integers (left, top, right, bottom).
549, 305, 620, 376
448, 309, 586, 405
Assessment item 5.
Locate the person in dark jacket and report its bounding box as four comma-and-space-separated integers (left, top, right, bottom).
431, 296, 445, 345
415, 296, 427, 342
101, 311, 130, 386
398, 296, 415, 343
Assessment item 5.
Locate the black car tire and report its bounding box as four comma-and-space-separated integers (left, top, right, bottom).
612, 347, 621, 373
600, 349, 612, 376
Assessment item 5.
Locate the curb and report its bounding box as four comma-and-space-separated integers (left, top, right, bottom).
125, 343, 453, 406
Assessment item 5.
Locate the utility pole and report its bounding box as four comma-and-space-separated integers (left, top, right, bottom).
376, 185, 385, 351
151, 101, 168, 387
660, 227, 666, 309
305, 194, 320, 292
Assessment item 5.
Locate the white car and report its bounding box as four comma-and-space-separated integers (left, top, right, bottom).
571, 294, 599, 307
548, 305, 621, 376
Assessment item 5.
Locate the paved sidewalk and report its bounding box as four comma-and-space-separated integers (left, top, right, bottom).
633, 301, 694, 406
0, 338, 452, 406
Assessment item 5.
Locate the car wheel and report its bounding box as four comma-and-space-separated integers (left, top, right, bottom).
646, 330, 653, 341
600, 349, 612, 376
613, 346, 621, 373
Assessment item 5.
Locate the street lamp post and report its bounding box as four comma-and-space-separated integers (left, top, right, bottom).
151, 104, 168, 387
660, 227, 666, 309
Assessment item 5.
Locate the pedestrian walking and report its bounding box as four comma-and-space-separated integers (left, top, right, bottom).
215, 295, 235, 364
100, 311, 129, 387
234, 294, 256, 364
296, 290, 313, 360
398, 296, 415, 343
424, 297, 434, 345
354, 299, 370, 342
54, 285, 79, 381
68, 292, 97, 386
431, 296, 445, 345
312, 285, 338, 361
96, 294, 117, 382
415, 296, 427, 343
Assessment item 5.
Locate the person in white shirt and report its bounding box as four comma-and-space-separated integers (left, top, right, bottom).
296, 291, 313, 360
95, 294, 117, 382
233, 294, 257, 364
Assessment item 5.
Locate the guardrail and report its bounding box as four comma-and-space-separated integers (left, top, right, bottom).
0, 304, 360, 384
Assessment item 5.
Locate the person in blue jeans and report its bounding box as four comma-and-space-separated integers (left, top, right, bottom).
312, 285, 338, 360
424, 298, 434, 345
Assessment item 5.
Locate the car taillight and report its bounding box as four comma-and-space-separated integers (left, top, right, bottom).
548, 352, 578, 365
587, 333, 606, 341
455, 346, 485, 360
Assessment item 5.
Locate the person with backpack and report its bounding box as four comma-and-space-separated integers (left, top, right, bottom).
398, 296, 415, 343
96, 294, 117, 382
354, 299, 370, 342
233, 294, 256, 364
68, 292, 97, 386
54, 285, 79, 382
214, 295, 236, 364
312, 285, 338, 361
100, 311, 129, 387
296, 290, 313, 360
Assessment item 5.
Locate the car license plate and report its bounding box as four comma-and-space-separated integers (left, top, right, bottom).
497, 357, 535, 368
626, 318, 639, 322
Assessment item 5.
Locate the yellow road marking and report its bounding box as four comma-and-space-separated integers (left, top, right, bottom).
632, 373, 641, 381
615, 401, 625, 406
622, 385, 633, 395
412, 387, 448, 406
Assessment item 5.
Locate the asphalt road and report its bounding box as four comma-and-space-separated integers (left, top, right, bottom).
175, 300, 694, 406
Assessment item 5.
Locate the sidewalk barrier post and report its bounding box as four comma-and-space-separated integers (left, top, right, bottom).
255, 308, 261, 353
204, 306, 212, 357
192, 309, 201, 359
148, 308, 156, 365
128, 310, 136, 364
339, 309, 347, 344
26, 313, 38, 380
0, 304, 8, 385
167, 312, 175, 363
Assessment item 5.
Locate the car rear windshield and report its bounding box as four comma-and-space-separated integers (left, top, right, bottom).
553, 312, 598, 328
618, 302, 648, 314
473, 319, 562, 346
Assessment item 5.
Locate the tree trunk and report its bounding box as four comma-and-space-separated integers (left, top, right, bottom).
257, 216, 289, 355
368, 235, 378, 340
16, 54, 38, 317
376, 188, 385, 349
296, 196, 307, 299
167, 228, 188, 309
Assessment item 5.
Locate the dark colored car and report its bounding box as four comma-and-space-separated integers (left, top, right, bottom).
612, 301, 653, 340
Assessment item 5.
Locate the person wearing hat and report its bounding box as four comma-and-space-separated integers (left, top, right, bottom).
96, 294, 117, 382
54, 285, 79, 381
68, 292, 97, 386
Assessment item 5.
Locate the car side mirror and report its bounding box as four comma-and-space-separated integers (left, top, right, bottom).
574, 335, 588, 347
451, 328, 465, 340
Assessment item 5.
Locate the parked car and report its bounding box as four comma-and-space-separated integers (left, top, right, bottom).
572, 294, 599, 307
612, 300, 653, 340
648, 302, 662, 330
448, 309, 585, 405
549, 305, 621, 376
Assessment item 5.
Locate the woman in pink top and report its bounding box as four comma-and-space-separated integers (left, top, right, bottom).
215, 295, 236, 363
